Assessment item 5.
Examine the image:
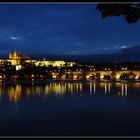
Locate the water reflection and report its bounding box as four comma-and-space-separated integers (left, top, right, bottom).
7, 84, 21, 103
45, 83, 67, 95
121, 83, 128, 97
0, 81, 139, 103
99, 82, 112, 94
89, 82, 96, 96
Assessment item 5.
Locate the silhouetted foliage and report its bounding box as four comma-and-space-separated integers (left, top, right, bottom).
96, 3, 140, 23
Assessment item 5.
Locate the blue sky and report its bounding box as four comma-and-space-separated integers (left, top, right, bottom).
0, 4, 140, 56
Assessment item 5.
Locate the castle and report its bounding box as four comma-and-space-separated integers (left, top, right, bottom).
8, 50, 30, 65
0, 50, 76, 67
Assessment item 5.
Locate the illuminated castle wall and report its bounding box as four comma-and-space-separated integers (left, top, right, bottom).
33, 60, 75, 67
0, 51, 76, 67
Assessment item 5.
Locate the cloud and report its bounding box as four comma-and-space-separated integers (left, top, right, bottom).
120, 44, 140, 54
120, 45, 127, 49
10, 36, 20, 40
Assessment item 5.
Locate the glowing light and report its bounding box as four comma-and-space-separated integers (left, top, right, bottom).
76, 83, 79, 93
89, 82, 92, 96
116, 74, 121, 79
93, 83, 96, 94
100, 74, 104, 79
52, 74, 57, 79
86, 75, 90, 79
105, 83, 107, 94
16, 65, 22, 71
79, 83, 82, 92
125, 84, 128, 96
31, 74, 34, 78
90, 82, 92, 93
73, 75, 77, 80
108, 83, 111, 93
122, 84, 124, 96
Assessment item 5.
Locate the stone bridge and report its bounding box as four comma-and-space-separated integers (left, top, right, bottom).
51, 70, 140, 80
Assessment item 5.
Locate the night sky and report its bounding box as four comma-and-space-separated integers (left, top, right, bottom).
0, 3, 140, 57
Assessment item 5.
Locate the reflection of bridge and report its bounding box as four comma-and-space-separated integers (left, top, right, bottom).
51, 70, 140, 81
0, 81, 134, 103
89, 82, 128, 96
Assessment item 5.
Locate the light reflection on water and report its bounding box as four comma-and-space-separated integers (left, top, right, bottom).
0, 82, 140, 136
0, 82, 139, 103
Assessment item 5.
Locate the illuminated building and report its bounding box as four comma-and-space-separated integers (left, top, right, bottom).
16, 65, 22, 71
8, 50, 30, 65
0, 50, 140, 82
32, 60, 76, 67
0, 51, 76, 68
33, 60, 66, 67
